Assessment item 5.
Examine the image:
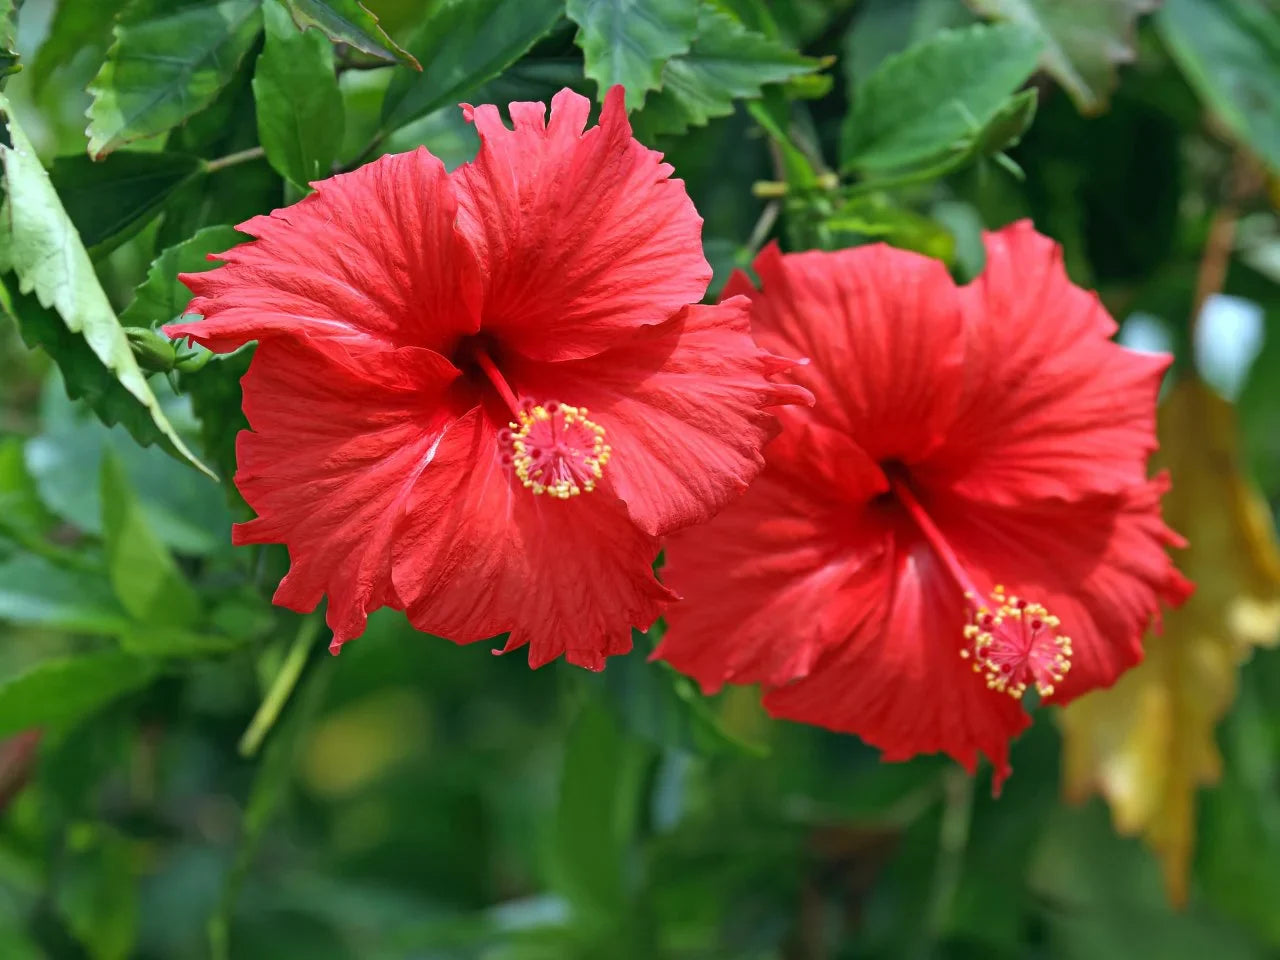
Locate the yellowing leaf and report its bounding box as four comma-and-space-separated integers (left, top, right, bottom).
1059, 377, 1280, 906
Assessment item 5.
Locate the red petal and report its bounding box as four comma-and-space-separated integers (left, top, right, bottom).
761, 531, 1029, 787
657, 419, 890, 688
935, 475, 1192, 703
233, 339, 463, 648
921, 221, 1170, 503
661, 412, 1027, 782
736, 242, 966, 464
452, 87, 710, 361
508, 299, 812, 537
166, 148, 482, 354
391, 409, 674, 670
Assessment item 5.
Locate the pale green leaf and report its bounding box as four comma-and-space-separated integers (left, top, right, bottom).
0, 95, 212, 478
86, 0, 263, 158
567, 0, 698, 109
254, 0, 345, 189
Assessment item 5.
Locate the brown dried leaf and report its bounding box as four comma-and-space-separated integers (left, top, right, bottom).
1059, 377, 1280, 906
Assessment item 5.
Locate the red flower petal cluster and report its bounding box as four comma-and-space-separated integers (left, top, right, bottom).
656, 223, 1192, 787
166, 87, 809, 668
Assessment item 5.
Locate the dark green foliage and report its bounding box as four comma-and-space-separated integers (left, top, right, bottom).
379, 0, 566, 135
50, 151, 206, 257
0, 1, 1278, 958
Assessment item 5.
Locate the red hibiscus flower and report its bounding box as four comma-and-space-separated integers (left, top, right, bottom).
166, 87, 809, 668
655, 223, 1192, 787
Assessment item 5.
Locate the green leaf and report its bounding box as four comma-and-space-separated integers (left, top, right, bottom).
602, 637, 768, 758
25, 371, 231, 556
1157, 0, 1280, 173
86, 0, 263, 159
176, 347, 252, 498
1030, 803, 1265, 960
0, 0, 19, 86
632, 7, 827, 138
31, 0, 130, 89
282, 0, 417, 68
825, 195, 957, 263
566, 0, 698, 110
1, 282, 191, 474
0, 96, 213, 478
380, 0, 564, 135
0, 651, 158, 739
974, 85, 1038, 157
968, 0, 1158, 115
119, 625, 248, 657
49, 151, 205, 258
470, 55, 595, 112
55, 824, 138, 960
254, 0, 344, 190
746, 92, 823, 189
0, 555, 131, 636
843, 0, 974, 90
552, 702, 650, 923
840, 23, 1043, 173
0, 437, 57, 549
119, 225, 243, 329
707, 0, 780, 37
0, 931, 40, 960
1199, 672, 1280, 945
101, 451, 200, 629
210, 661, 331, 959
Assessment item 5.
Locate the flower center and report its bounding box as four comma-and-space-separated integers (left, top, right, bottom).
887, 475, 1073, 701
501, 401, 611, 499
960, 586, 1072, 699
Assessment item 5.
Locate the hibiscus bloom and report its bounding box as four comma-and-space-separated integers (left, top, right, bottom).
655, 223, 1192, 786
166, 87, 809, 668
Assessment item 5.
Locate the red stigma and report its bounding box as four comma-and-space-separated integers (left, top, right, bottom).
961, 586, 1073, 699
503, 402, 611, 499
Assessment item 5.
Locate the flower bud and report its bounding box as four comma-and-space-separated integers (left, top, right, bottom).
124, 327, 176, 373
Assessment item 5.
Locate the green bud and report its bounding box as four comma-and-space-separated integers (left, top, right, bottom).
124, 327, 177, 373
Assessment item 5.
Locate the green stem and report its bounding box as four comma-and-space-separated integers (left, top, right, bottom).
204, 145, 267, 174
349, 130, 387, 170
914, 767, 975, 959
238, 612, 324, 757
745, 201, 780, 258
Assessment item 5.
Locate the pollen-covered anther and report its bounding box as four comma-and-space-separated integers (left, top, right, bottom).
961, 586, 1072, 700
503, 400, 611, 499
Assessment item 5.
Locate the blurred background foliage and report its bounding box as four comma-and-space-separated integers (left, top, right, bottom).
0, 0, 1279, 957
